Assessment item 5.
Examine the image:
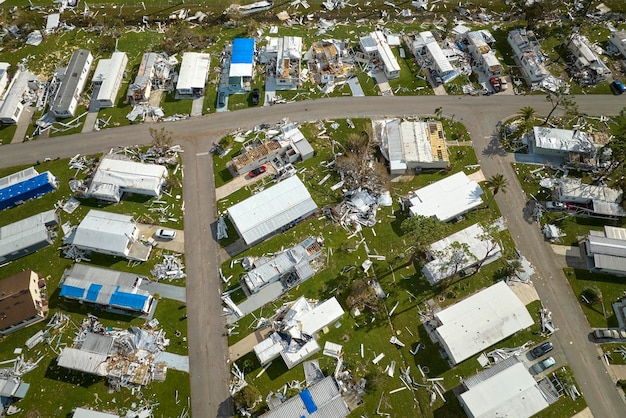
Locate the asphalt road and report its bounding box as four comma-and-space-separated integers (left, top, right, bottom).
2, 95, 625, 417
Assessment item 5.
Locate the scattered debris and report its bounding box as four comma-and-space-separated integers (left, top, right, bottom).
151, 254, 186, 281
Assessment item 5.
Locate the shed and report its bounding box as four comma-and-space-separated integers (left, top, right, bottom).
0, 167, 58, 210
434, 281, 534, 364
228, 176, 318, 245
408, 172, 484, 221
92, 52, 128, 108
0, 210, 59, 264
176, 52, 211, 96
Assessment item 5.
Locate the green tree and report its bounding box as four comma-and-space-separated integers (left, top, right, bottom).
233, 385, 260, 409
485, 174, 508, 207
473, 223, 502, 271
401, 214, 451, 257
433, 241, 475, 289
517, 106, 536, 134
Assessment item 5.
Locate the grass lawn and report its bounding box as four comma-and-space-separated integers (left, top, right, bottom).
564, 268, 625, 328
600, 344, 626, 365
0, 124, 18, 144
0, 153, 189, 417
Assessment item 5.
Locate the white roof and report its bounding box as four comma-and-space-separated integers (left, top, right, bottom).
0, 167, 38, 190
0, 69, 37, 122
300, 297, 344, 336
409, 172, 484, 221
177, 52, 211, 91
482, 51, 501, 69
460, 358, 550, 418
72, 210, 136, 255
435, 281, 534, 364
420, 32, 453, 73
278, 36, 302, 60
57, 347, 108, 376
532, 126, 595, 153
0, 210, 58, 261
423, 223, 502, 284
88, 156, 167, 198
371, 31, 400, 73
93, 52, 128, 102
400, 121, 434, 164
73, 408, 120, 418
228, 176, 318, 244
585, 226, 626, 273
557, 177, 625, 216
254, 333, 284, 364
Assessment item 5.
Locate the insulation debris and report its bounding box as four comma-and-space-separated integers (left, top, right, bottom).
151, 254, 186, 281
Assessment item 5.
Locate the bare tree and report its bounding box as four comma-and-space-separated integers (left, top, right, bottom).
335, 129, 389, 191
149, 127, 173, 150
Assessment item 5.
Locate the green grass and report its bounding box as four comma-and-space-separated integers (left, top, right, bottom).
600, 344, 626, 365
161, 91, 193, 116
0, 124, 18, 144
564, 268, 625, 328
533, 367, 587, 418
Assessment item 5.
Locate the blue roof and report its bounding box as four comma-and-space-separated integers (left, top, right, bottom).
109, 291, 149, 311
299, 389, 318, 414
85, 284, 103, 302
59, 284, 86, 299
232, 38, 255, 64
0, 172, 56, 206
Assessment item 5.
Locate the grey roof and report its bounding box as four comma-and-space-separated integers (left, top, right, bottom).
532, 126, 595, 154
0, 210, 58, 262
260, 376, 349, 418
585, 226, 626, 273
228, 176, 318, 244
0, 69, 38, 123
81, 333, 115, 355
57, 347, 108, 375
51, 49, 92, 115
72, 210, 136, 256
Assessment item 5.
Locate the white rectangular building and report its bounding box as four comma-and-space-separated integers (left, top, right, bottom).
87, 155, 168, 203
508, 29, 549, 85
458, 356, 553, 418
51, 49, 93, 118
530, 126, 596, 158
467, 31, 502, 77
0, 62, 9, 97
0, 68, 39, 125
423, 223, 502, 285
408, 172, 484, 222
360, 31, 400, 79
581, 226, 626, 276
228, 176, 318, 245
176, 52, 211, 96
71, 210, 151, 261
435, 281, 534, 364
91, 52, 128, 108
410, 31, 458, 83
609, 30, 626, 59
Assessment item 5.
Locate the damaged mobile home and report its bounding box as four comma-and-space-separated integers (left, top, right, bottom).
259, 36, 303, 90
0, 270, 48, 336
551, 177, 625, 219
0, 210, 59, 264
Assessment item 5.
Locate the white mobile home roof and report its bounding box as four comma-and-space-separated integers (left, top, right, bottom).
532, 126, 595, 153
585, 226, 626, 273
300, 297, 344, 336
409, 172, 484, 221
0, 69, 37, 123
57, 347, 108, 375
73, 408, 120, 418
460, 357, 551, 418
228, 176, 318, 244
0, 210, 58, 262
93, 52, 128, 105
420, 31, 453, 73
72, 210, 135, 255
177, 52, 211, 92
435, 281, 534, 364
371, 31, 400, 73
88, 156, 168, 199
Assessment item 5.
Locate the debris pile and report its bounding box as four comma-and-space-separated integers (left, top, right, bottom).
486, 342, 532, 363
57, 314, 170, 391
151, 254, 186, 281
326, 188, 392, 231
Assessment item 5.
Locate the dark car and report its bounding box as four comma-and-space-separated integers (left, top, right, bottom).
530, 342, 554, 359
218, 91, 226, 107
489, 77, 502, 93
429, 69, 442, 86
610, 80, 625, 95
249, 165, 266, 178
251, 88, 260, 105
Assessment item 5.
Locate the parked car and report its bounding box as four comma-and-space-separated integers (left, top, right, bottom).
593, 329, 622, 340
610, 80, 625, 95
430, 69, 443, 86
546, 201, 566, 211
155, 229, 176, 240
530, 342, 554, 359
531, 356, 556, 374
249, 166, 267, 178
218, 91, 226, 107
489, 77, 502, 93
251, 88, 260, 105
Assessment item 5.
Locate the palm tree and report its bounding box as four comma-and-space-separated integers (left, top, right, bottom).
485, 174, 508, 207
517, 106, 536, 137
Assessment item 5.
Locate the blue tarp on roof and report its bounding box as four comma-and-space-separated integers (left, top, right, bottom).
59, 284, 85, 299
85, 284, 103, 302
299, 389, 318, 414
0, 172, 57, 211
232, 38, 254, 64
109, 290, 149, 311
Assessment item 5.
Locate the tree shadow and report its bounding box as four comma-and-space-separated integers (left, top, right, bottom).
481, 130, 508, 158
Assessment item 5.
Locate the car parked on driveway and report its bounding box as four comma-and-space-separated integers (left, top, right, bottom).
532, 356, 556, 374
249, 165, 266, 178
610, 80, 625, 95
489, 77, 502, 93
530, 342, 554, 359
546, 201, 566, 211
155, 229, 176, 240
251, 88, 260, 105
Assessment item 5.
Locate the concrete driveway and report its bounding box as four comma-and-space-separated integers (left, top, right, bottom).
138, 223, 185, 253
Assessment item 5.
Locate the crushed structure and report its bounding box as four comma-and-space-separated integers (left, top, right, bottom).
260, 36, 302, 90
260, 376, 349, 417
304, 39, 352, 87
86, 154, 168, 203
0, 270, 47, 336
0, 375, 30, 414
67, 209, 152, 261
242, 236, 323, 294
360, 31, 400, 79
423, 223, 502, 285
433, 281, 534, 364
151, 253, 186, 281
228, 175, 318, 245
127, 53, 174, 103
51, 49, 93, 118
508, 29, 549, 86
91, 52, 128, 108
0, 166, 58, 210
57, 315, 169, 390
527, 126, 597, 165
0, 66, 40, 125
59, 264, 154, 315
253, 297, 344, 369
405, 31, 458, 84
568, 34, 611, 85
329, 188, 392, 229
466, 31, 502, 77
176, 52, 211, 97
458, 356, 556, 418
608, 30, 626, 59
551, 177, 625, 219
374, 119, 450, 174
580, 226, 626, 276
407, 171, 484, 222
0, 210, 59, 264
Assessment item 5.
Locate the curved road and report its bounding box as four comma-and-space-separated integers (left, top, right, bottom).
2, 95, 625, 417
